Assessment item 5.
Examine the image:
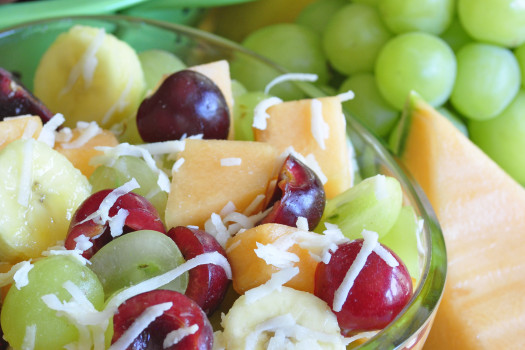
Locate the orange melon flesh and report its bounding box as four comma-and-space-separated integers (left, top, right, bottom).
253, 96, 352, 199
165, 139, 280, 229
0, 116, 42, 151
226, 223, 318, 294
54, 128, 119, 178
188, 60, 235, 140
396, 92, 525, 349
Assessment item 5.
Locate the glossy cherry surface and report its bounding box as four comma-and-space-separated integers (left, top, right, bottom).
0, 67, 53, 122
136, 70, 230, 142
64, 190, 165, 259
112, 289, 213, 350
167, 226, 229, 315
260, 154, 326, 230
314, 240, 413, 335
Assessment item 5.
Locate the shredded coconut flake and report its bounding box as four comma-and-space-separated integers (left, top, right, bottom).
108, 208, 129, 238
252, 97, 283, 130
172, 157, 185, 173
22, 118, 40, 140
109, 302, 173, 350
60, 121, 101, 149
101, 76, 133, 126
264, 73, 318, 95
373, 245, 399, 267
282, 147, 327, 185
220, 157, 242, 166
374, 174, 387, 200
243, 194, 265, 216
61, 28, 105, 95
55, 127, 73, 143
138, 140, 185, 155
41, 248, 91, 266
21, 324, 37, 350
337, 90, 355, 102
74, 235, 93, 252
333, 230, 378, 312
295, 217, 309, 231
163, 324, 199, 348
310, 99, 330, 150
245, 267, 299, 304
13, 260, 33, 290
254, 242, 300, 269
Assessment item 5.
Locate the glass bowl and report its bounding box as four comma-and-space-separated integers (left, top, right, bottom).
0, 15, 446, 349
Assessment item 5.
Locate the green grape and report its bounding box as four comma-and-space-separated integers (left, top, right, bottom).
378, 0, 454, 35
233, 91, 270, 141
458, 0, 525, 48
514, 43, 525, 87
380, 205, 421, 280
231, 79, 247, 98
316, 174, 403, 240
353, 0, 379, 6
437, 107, 468, 137
339, 73, 399, 137
232, 23, 329, 101
117, 114, 143, 145
440, 16, 473, 52
323, 3, 392, 75
468, 90, 525, 185
89, 155, 168, 220
1, 256, 105, 350
89, 230, 188, 299
138, 49, 186, 93
295, 0, 348, 35
375, 32, 456, 110
450, 43, 521, 121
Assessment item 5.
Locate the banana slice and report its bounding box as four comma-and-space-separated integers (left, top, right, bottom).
34, 25, 145, 128
221, 286, 346, 349
0, 139, 91, 262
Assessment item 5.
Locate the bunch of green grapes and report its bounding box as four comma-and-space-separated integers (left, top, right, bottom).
231, 0, 525, 186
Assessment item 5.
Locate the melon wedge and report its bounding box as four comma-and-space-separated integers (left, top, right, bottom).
165, 139, 280, 229
0, 116, 42, 151
394, 92, 525, 349
253, 96, 352, 199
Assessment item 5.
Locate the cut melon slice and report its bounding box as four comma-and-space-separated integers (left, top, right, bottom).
165, 139, 280, 229
395, 92, 525, 349
253, 96, 352, 199
0, 116, 42, 151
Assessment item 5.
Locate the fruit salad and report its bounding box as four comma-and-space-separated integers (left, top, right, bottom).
0, 24, 425, 349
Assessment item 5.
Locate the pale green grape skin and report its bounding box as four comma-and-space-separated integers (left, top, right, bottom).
233, 91, 270, 141
514, 43, 525, 87
353, 0, 379, 6
234, 23, 329, 101
440, 16, 473, 52
437, 107, 468, 137
295, 0, 348, 35
138, 49, 186, 93
378, 0, 454, 35
316, 175, 403, 240
380, 205, 420, 280
1, 256, 105, 350
468, 90, 525, 185
375, 32, 456, 110
89, 230, 188, 299
323, 3, 392, 75
458, 0, 525, 48
450, 43, 521, 121
339, 73, 399, 138
89, 156, 168, 221
231, 79, 247, 98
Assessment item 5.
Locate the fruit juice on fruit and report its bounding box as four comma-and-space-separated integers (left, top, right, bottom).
0, 24, 424, 349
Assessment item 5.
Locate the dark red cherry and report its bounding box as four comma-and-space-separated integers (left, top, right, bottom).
314, 240, 413, 335
112, 290, 213, 350
136, 70, 230, 142
259, 154, 326, 230
64, 189, 165, 259
166, 226, 229, 315
0, 67, 53, 123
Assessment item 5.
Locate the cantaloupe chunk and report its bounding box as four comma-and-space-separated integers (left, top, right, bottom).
226, 223, 318, 294
0, 116, 42, 151
395, 92, 525, 349
188, 60, 235, 140
253, 96, 352, 199
54, 127, 119, 178
165, 139, 280, 229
